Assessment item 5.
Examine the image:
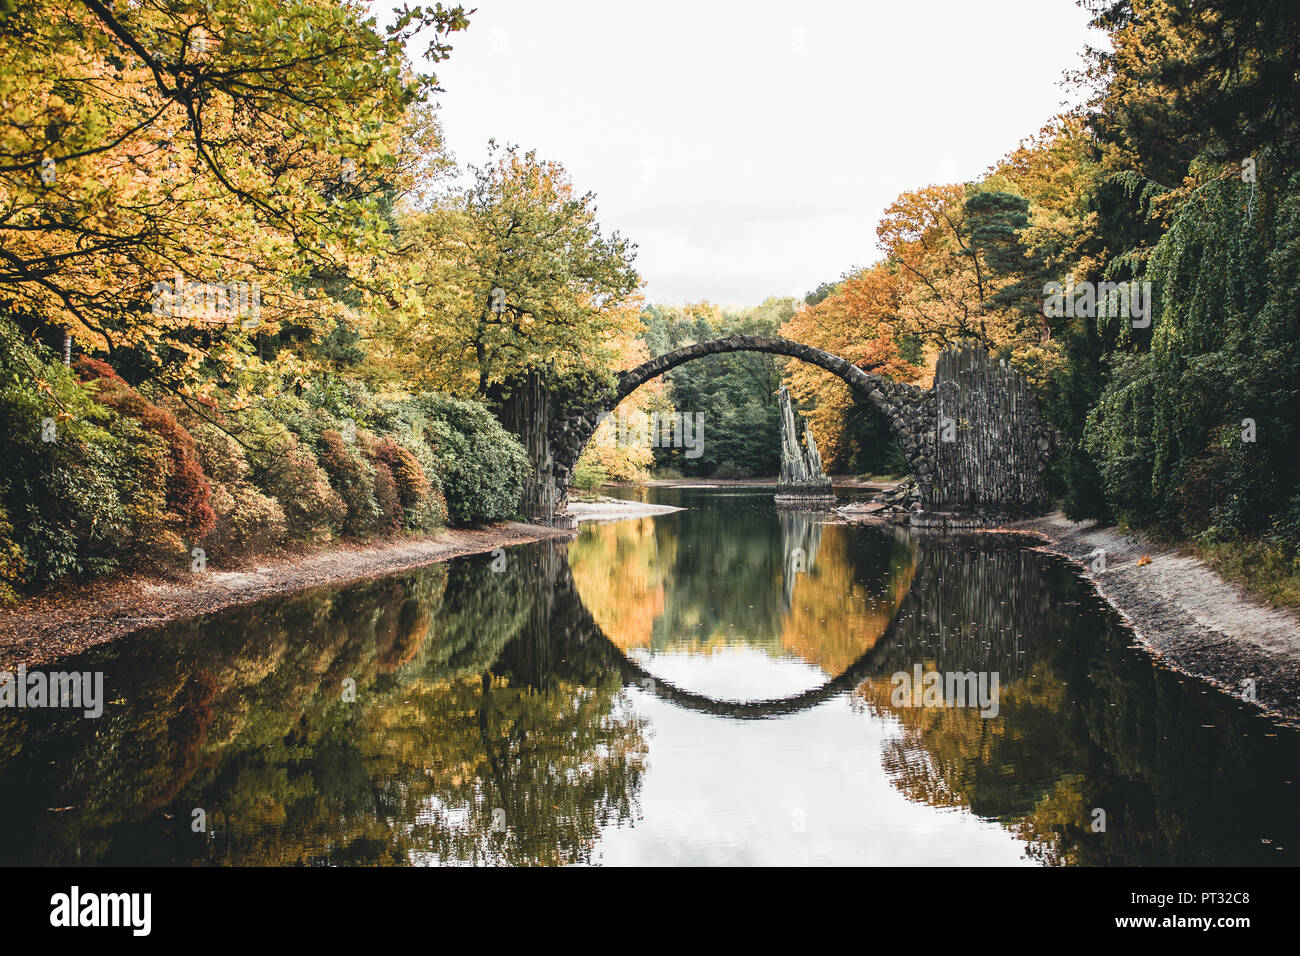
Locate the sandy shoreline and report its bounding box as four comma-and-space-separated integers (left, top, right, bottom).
0, 522, 574, 670
0, 496, 690, 669
566, 496, 684, 522
1005, 512, 1300, 726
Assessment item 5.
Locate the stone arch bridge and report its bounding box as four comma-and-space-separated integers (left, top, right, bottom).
495, 335, 1054, 526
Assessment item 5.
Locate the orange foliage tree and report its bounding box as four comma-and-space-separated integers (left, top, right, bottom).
780, 266, 925, 467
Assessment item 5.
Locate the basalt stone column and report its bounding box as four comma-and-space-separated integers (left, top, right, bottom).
862, 383, 934, 507
924, 342, 1054, 520
494, 368, 562, 524
549, 406, 604, 519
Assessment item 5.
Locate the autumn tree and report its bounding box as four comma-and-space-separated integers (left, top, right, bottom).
780, 265, 925, 470
382, 143, 640, 398
574, 303, 671, 484
0, 0, 468, 398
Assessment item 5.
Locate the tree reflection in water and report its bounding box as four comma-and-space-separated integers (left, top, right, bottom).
2, 491, 1299, 866
569, 490, 916, 675
852, 538, 1300, 865
0, 542, 646, 866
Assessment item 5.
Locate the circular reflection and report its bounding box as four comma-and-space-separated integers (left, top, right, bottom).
568, 488, 916, 703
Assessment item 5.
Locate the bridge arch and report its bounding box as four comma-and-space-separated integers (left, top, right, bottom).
553, 334, 936, 511
497, 335, 1053, 525
505, 530, 1044, 720
594, 636, 890, 719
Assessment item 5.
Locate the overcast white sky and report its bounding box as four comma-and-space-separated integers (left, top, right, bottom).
412, 0, 1100, 308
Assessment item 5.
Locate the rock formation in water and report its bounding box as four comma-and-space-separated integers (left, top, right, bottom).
777, 385, 833, 500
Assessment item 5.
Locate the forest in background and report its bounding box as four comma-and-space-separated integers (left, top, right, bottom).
2, 0, 1298, 605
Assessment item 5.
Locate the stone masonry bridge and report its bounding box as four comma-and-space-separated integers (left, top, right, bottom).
496, 335, 1054, 526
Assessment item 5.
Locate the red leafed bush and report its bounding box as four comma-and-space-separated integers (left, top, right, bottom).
371, 460, 403, 533
317, 429, 380, 537
257, 436, 347, 542
359, 433, 443, 533
75, 358, 216, 537
189, 423, 287, 559
369, 438, 430, 511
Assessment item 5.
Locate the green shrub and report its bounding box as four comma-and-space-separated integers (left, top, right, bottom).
0, 322, 133, 585
572, 461, 607, 493
713, 461, 752, 480
1082, 353, 1161, 528
404, 394, 528, 524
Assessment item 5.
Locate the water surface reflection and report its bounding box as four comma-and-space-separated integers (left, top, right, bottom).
1, 488, 1296, 865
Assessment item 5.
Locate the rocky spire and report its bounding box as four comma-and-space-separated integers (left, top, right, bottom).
778, 384, 829, 488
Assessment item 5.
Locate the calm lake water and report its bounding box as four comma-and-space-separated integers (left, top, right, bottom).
2, 486, 1297, 866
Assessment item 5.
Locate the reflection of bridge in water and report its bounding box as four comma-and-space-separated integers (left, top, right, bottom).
497, 534, 1056, 721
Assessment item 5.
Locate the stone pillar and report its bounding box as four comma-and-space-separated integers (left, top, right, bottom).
494, 369, 563, 525
923, 341, 1053, 522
